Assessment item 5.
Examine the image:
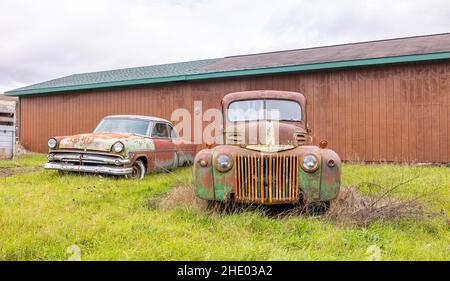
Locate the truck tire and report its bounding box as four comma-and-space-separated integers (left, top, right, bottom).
305, 201, 331, 215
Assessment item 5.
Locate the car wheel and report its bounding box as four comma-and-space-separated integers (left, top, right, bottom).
126, 160, 146, 179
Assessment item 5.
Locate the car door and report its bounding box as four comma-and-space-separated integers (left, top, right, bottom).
150, 122, 177, 170
168, 124, 194, 167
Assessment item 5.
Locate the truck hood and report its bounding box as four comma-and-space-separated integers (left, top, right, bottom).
57, 132, 147, 152
224, 121, 311, 152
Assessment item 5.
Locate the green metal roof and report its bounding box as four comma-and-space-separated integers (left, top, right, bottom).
6, 59, 221, 96
6, 33, 450, 96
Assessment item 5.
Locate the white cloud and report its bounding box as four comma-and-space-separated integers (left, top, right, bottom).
1, 0, 449, 92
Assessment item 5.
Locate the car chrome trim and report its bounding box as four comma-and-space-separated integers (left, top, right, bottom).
48, 153, 130, 165
44, 162, 132, 175
48, 149, 125, 158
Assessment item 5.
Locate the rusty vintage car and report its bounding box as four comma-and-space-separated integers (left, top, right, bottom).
44, 115, 195, 179
193, 90, 341, 210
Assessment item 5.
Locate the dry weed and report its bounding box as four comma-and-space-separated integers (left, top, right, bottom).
326, 180, 431, 227
158, 184, 208, 212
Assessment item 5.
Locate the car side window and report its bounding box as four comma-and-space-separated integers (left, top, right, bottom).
168, 125, 179, 139
151, 123, 169, 138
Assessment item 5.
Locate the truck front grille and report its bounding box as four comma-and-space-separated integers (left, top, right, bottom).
234, 155, 300, 204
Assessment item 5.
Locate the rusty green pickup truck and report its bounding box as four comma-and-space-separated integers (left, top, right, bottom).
193, 90, 341, 210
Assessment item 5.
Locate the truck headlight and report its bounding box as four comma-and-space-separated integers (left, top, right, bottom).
48, 138, 57, 149
215, 154, 233, 172
112, 142, 124, 153
301, 154, 319, 172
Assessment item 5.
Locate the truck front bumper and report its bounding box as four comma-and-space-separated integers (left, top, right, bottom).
44, 162, 133, 176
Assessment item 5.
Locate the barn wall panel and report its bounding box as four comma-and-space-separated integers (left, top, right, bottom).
20, 61, 450, 163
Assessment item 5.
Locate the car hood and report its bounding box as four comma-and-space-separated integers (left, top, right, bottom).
57, 132, 152, 152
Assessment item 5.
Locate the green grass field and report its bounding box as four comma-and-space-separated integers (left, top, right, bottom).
0, 155, 448, 260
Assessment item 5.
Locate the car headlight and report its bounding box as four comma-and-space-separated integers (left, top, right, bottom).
215, 154, 233, 172
301, 154, 319, 172
112, 142, 124, 153
199, 159, 208, 167
48, 138, 57, 149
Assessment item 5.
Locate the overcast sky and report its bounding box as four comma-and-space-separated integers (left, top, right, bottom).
1, 0, 450, 93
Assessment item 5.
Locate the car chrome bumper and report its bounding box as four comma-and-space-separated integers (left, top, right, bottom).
44, 162, 133, 175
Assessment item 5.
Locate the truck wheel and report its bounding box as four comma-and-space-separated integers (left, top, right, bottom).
126, 160, 146, 179
207, 200, 236, 213
305, 201, 331, 215
207, 200, 221, 210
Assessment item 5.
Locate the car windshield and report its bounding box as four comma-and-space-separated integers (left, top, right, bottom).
94, 118, 150, 135
228, 99, 301, 122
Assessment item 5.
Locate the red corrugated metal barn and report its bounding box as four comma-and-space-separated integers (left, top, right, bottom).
5, 34, 450, 163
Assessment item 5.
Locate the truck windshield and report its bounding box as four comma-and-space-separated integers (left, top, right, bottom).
94, 118, 150, 135
228, 99, 301, 122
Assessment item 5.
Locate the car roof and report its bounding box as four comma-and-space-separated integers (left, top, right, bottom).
103, 115, 171, 123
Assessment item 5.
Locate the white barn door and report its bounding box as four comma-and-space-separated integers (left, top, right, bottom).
0, 102, 15, 159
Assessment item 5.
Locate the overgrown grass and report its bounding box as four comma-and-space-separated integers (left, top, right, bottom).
0, 155, 448, 260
